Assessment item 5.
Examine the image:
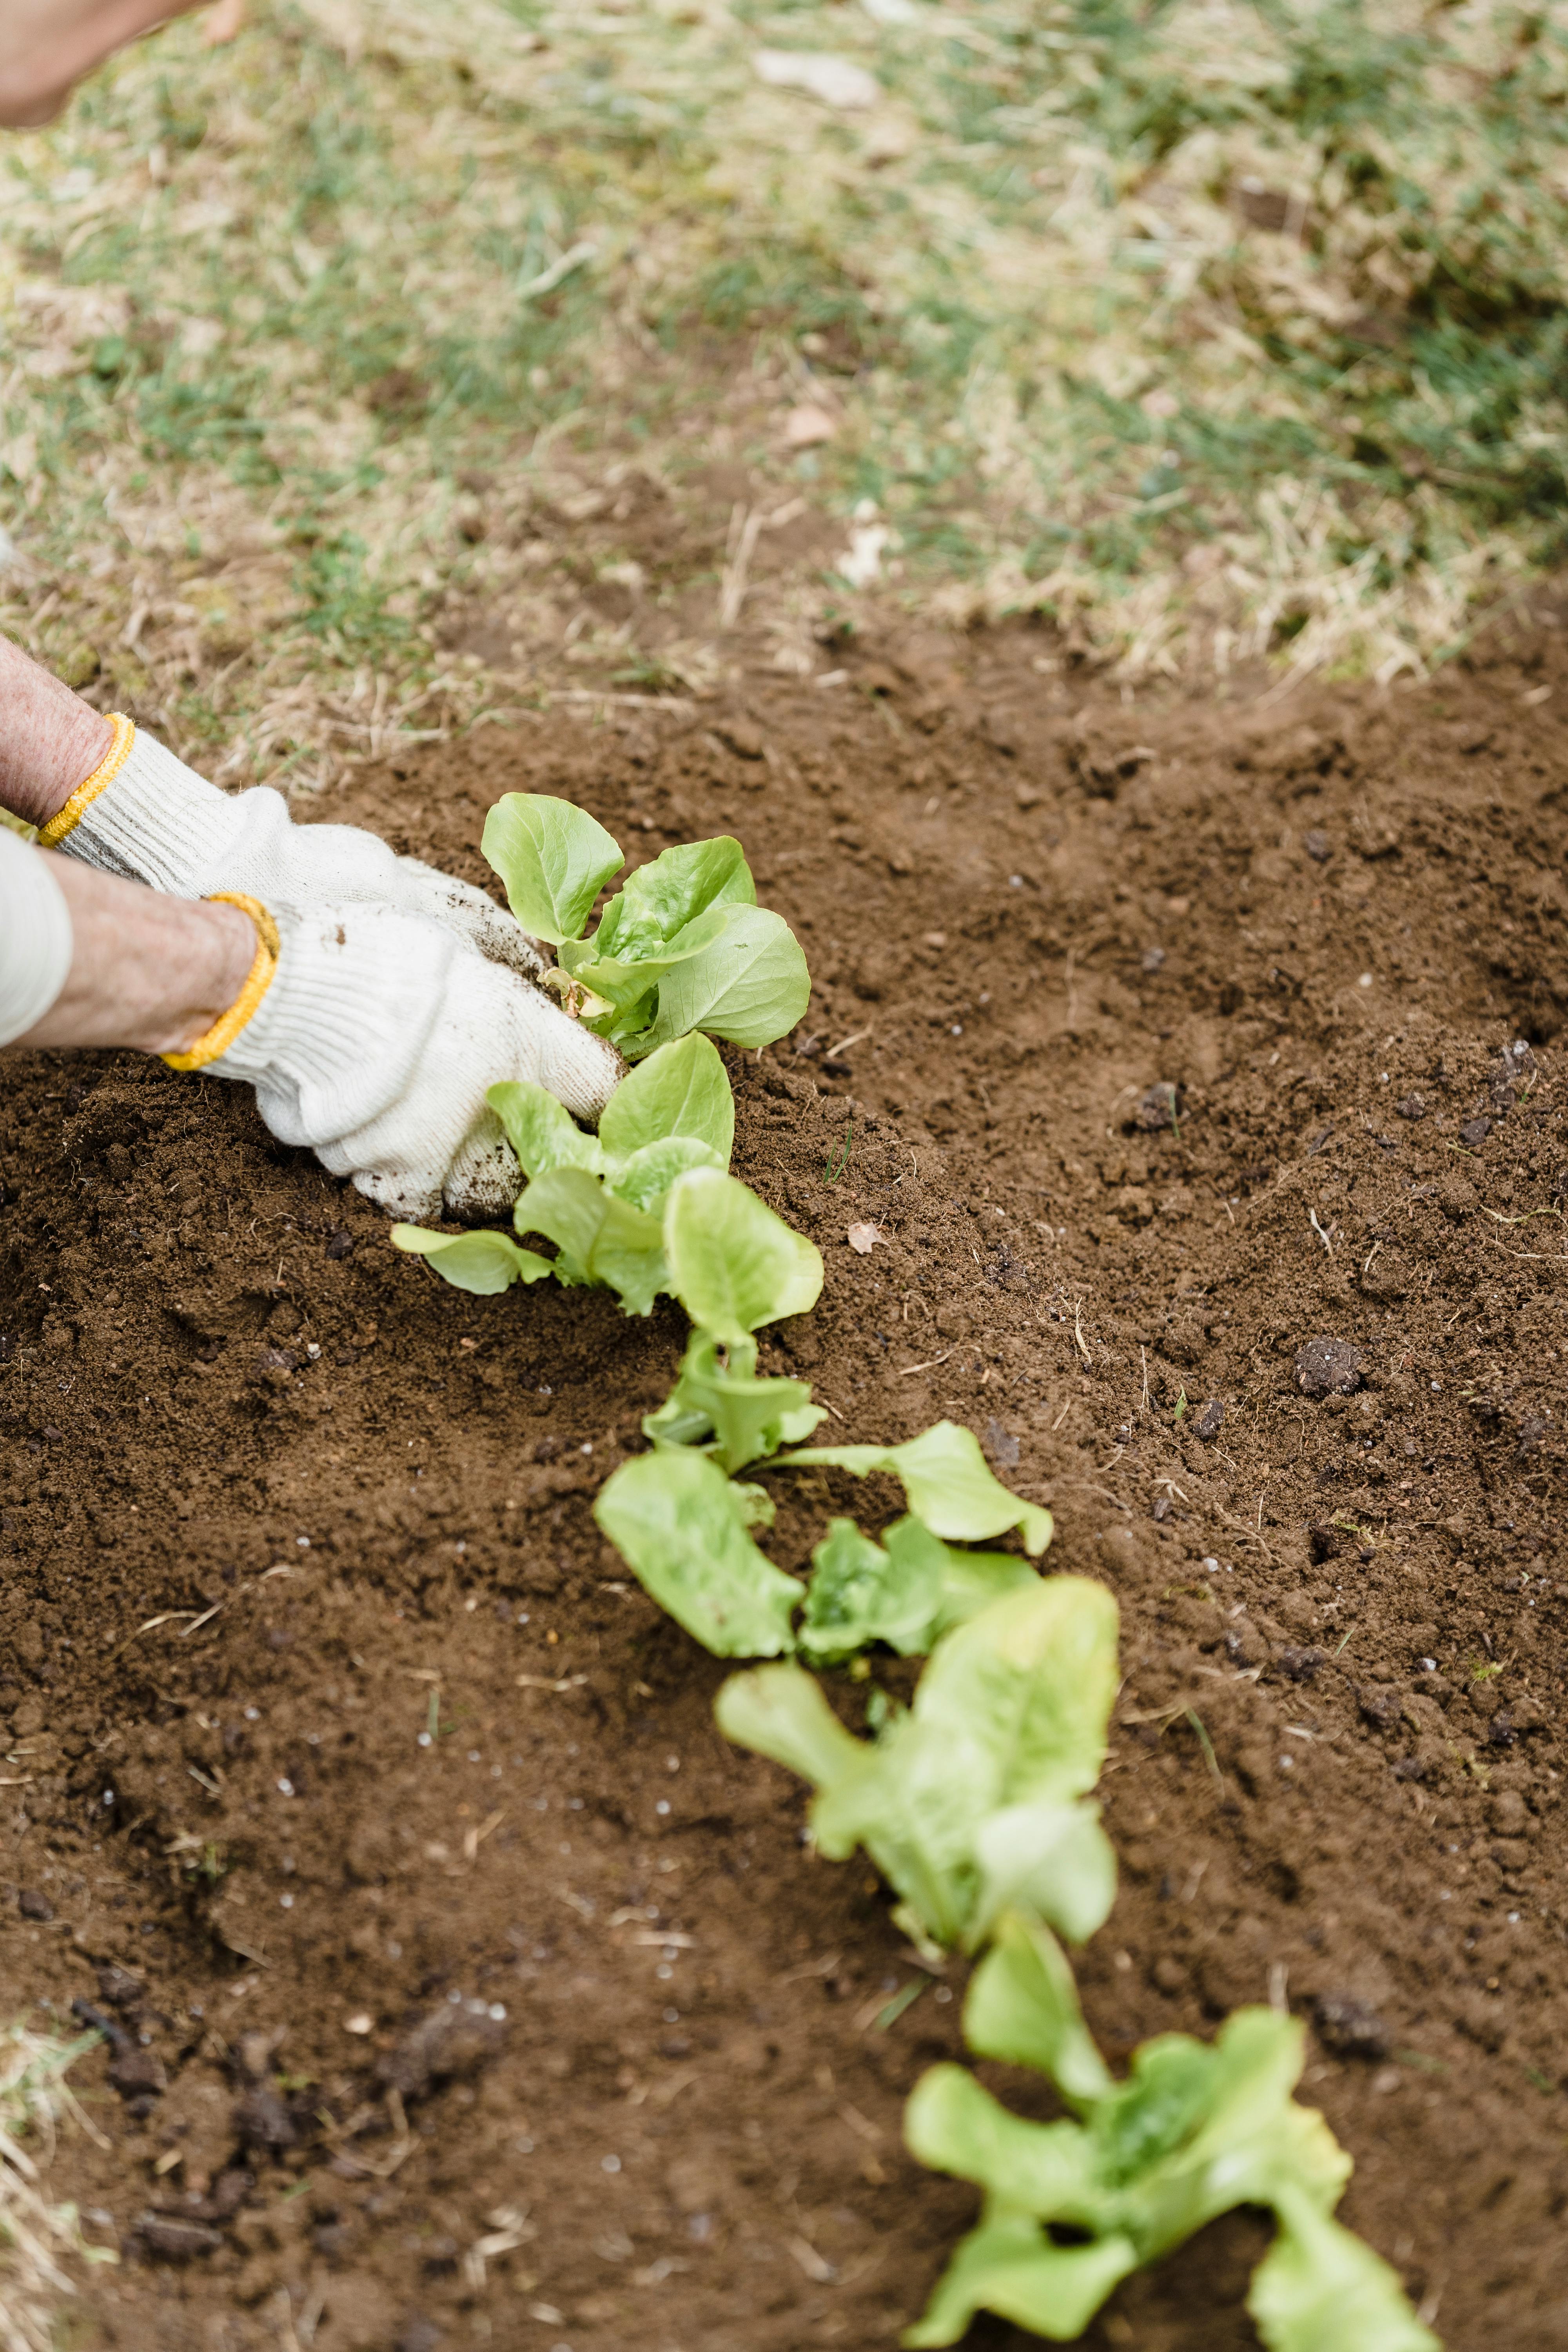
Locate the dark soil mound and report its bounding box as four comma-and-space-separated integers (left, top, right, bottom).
7, 624, 1568, 2350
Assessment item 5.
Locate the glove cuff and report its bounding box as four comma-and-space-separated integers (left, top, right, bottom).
37, 712, 136, 848
50, 721, 252, 892
160, 895, 281, 1072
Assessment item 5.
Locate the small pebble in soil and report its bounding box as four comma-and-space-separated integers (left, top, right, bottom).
1141, 946, 1166, 972
1294, 1336, 1362, 1397
1396, 1094, 1426, 1120
1313, 1993, 1390, 2060
1193, 1398, 1225, 1441
1278, 1646, 1323, 1682
1459, 1116, 1492, 1147
325, 1228, 355, 1259
233, 2086, 297, 2152
1303, 829, 1332, 862
18, 1887, 53, 1921
376, 2000, 507, 2103
1133, 1081, 1180, 1132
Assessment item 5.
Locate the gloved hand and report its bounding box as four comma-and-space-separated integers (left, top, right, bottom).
45, 714, 547, 978
187, 895, 622, 1221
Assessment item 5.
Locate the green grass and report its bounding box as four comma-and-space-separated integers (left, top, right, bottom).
2, 0, 1568, 779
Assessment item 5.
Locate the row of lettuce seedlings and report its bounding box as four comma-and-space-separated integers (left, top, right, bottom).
392, 795, 1438, 2352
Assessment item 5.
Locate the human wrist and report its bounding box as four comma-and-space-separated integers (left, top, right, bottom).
0, 636, 115, 829
16, 863, 260, 1055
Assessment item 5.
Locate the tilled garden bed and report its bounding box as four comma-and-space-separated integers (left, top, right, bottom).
5, 622, 1568, 2350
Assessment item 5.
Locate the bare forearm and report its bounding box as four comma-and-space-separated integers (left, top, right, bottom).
0, 636, 112, 828
12, 857, 257, 1054
0, 0, 201, 126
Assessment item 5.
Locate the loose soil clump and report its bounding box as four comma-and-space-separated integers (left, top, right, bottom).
7, 624, 1568, 2350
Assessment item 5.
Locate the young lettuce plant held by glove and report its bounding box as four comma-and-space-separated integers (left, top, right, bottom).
480, 793, 809, 1057
390, 794, 812, 1294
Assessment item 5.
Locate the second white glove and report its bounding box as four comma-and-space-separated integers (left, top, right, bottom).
200, 898, 622, 1221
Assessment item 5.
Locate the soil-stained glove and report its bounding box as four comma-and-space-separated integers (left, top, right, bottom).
174, 895, 622, 1221
42, 714, 545, 977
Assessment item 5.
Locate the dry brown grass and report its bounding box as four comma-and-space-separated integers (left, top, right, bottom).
1, 0, 1565, 784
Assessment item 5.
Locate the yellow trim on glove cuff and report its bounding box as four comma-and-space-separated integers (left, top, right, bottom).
37, 713, 136, 848
161, 893, 281, 1072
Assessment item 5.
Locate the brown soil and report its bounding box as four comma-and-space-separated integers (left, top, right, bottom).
7, 620, 1568, 2352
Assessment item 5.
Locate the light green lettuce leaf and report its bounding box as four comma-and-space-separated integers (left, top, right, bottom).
930, 1532, 1045, 1634
593, 1450, 803, 1657
557, 900, 732, 1025
481, 793, 623, 945
594, 836, 756, 960
487, 1079, 604, 1183
1248, 2184, 1443, 2352
901, 2199, 1138, 2349
714, 1655, 865, 1785
902, 1912, 1439, 2352
635, 902, 812, 1053
665, 1167, 824, 1343
642, 1330, 824, 1475
716, 1578, 1119, 1951
389, 1225, 555, 1295
513, 1166, 668, 1316
799, 1514, 1040, 1663
799, 1516, 939, 1662
597, 1032, 735, 1166
960, 1897, 1114, 2108
775, 1420, 1052, 1556
609, 1136, 724, 1214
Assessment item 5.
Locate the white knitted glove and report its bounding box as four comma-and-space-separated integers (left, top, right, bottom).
51, 717, 545, 977
202, 899, 622, 1221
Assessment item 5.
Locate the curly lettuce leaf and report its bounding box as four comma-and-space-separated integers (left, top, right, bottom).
717, 1578, 1119, 1950
665, 1167, 823, 1342
636, 903, 811, 1053
799, 1515, 1039, 1663
593, 1449, 803, 1657
1248, 2185, 1443, 2352
488, 1079, 603, 1183
775, 1420, 1052, 1557
481, 793, 623, 945
902, 1913, 1438, 2352
513, 1166, 668, 1316
642, 1330, 823, 1474
557, 900, 733, 1027
608, 1135, 719, 1215
594, 836, 756, 959
389, 1225, 555, 1295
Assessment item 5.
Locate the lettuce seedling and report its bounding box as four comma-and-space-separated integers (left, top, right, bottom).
643, 1330, 825, 1475
903, 1912, 1440, 2352
482, 796, 810, 1057
492, 1026, 735, 1207
715, 1579, 1119, 1951
773, 1421, 1053, 1557
799, 1515, 1038, 1663
390, 1035, 743, 1308
597, 1462, 1040, 1663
